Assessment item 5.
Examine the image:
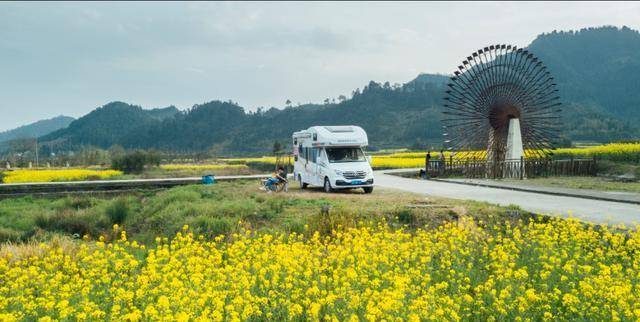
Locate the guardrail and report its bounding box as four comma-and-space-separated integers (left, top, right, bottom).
425, 157, 597, 179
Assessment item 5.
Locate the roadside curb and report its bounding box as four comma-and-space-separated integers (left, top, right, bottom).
430, 178, 640, 206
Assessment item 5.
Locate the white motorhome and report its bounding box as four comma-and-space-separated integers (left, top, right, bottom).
293, 125, 374, 193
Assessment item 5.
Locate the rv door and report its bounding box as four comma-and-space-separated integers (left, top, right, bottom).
317, 148, 328, 182
310, 147, 321, 185
302, 146, 315, 185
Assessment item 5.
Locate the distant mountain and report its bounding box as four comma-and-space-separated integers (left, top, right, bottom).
407, 73, 449, 87
527, 26, 640, 141
0, 115, 74, 143
39, 76, 446, 153
37, 26, 640, 153
40, 102, 179, 148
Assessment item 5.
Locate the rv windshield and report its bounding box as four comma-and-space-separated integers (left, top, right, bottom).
326, 147, 366, 163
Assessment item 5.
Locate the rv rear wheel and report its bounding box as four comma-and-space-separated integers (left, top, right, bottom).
323, 178, 333, 193
299, 174, 308, 189
363, 186, 374, 194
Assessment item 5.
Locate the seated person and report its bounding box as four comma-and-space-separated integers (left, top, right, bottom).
276, 166, 288, 182
265, 167, 288, 192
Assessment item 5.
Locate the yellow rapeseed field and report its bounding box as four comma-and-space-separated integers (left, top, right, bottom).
1, 169, 122, 184
554, 143, 640, 162
1, 219, 639, 321
160, 164, 249, 171
222, 155, 425, 169
370, 156, 425, 169
216, 143, 640, 170
370, 143, 640, 168
221, 157, 279, 164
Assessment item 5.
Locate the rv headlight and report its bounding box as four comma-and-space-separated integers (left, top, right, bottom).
334, 170, 343, 176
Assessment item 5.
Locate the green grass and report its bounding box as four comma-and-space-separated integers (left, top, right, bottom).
596, 160, 640, 177
0, 180, 525, 243
126, 166, 259, 179
504, 176, 640, 193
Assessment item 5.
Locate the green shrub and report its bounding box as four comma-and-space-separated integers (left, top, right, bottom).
35, 211, 100, 237
267, 199, 285, 213
111, 150, 161, 174
395, 209, 416, 225
64, 196, 96, 210
283, 220, 306, 235
308, 205, 360, 236
199, 188, 219, 199
0, 227, 22, 242
190, 216, 234, 237
106, 198, 130, 224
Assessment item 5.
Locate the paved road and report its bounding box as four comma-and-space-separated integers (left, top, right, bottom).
374, 170, 640, 226
438, 178, 640, 204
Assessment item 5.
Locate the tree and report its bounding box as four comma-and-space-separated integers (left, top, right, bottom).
338, 95, 347, 103
208, 144, 224, 159
108, 144, 126, 161
285, 99, 292, 107
111, 150, 160, 174
324, 98, 330, 105
273, 141, 283, 155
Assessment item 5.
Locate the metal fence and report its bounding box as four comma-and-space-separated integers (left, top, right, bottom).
425, 157, 597, 179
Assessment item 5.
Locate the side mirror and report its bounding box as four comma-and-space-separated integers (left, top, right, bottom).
366, 155, 372, 164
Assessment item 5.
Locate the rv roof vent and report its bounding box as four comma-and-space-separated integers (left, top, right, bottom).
324, 126, 354, 133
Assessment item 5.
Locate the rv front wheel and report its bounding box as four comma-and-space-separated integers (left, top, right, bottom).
299, 174, 308, 189
323, 178, 333, 193
363, 186, 374, 194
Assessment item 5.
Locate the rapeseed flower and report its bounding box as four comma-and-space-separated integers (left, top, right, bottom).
0, 218, 639, 320
1, 169, 122, 183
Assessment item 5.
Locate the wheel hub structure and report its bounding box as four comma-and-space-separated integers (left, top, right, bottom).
442, 45, 562, 161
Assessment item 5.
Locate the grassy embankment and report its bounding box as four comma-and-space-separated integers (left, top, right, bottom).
503, 176, 640, 193
497, 161, 640, 193
0, 181, 522, 244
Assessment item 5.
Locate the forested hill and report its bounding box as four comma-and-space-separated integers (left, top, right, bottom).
39, 26, 640, 154
40, 103, 179, 149
527, 26, 640, 141
42, 76, 448, 154
0, 115, 74, 143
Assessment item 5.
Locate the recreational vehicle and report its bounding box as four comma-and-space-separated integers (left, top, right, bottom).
292, 125, 374, 193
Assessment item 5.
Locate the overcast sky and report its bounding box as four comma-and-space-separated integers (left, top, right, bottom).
1, 1, 639, 131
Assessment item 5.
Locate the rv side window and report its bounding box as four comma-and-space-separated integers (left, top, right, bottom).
312, 148, 318, 163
